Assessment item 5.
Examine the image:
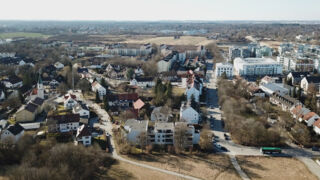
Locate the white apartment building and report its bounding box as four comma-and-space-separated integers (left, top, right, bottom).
233, 57, 282, 76
215, 63, 233, 78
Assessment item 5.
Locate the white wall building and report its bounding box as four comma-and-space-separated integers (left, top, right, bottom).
92, 81, 107, 97
215, 63, 233, 77
233, 57, 282, 76
180, 104, 199, 124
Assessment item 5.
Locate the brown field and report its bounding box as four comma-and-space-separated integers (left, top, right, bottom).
107, 161, 182, 180
260, 41, 283, 49
124, 153, 241, 180
124, 35, 215, 46
237, 156, 318, 180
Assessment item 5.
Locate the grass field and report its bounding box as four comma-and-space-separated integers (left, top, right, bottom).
124, 153, 241, 180
237, 156, 318, 180
0, 32, 49, 39
124, 35, 215, 46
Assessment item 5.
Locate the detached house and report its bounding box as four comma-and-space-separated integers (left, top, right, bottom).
3, 75, 23, 89
48, 114, 80, 133
130, 77, 155, 88
72, 102, 90, 119
151, 106, 172, 122
1, 123, 24, 142
180, 103, 199, 124
300, 76, 320, 93
75, 124, 92, 146
64, 94, 78, 109
92, 81, 106, 98
15, 98, 44, 122
54, 62, 64, 69
108, 93, 139, 110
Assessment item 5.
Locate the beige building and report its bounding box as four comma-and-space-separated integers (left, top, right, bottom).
15, 98, 44, 122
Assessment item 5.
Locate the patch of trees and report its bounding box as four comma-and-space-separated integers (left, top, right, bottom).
153, 79, 172, 106
218, 79, 284, 146
1, 135, 117, 180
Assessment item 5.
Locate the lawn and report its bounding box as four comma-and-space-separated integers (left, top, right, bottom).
172, 87, 185, 97
124, 153, 241, 180
0, 32, 49, 39
237, 156, 318, 180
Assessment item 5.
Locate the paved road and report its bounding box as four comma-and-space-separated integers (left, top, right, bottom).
83, 97, 198, 180
205, 60, 320, 179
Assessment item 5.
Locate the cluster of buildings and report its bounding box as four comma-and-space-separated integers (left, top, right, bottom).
277, 43, 320, 73
229, 42, 273, 61
157, 44, 207, 73
106, 43, 152, 57
124, 70, 203, 148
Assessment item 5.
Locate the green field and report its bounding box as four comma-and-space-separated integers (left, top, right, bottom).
0, 32, 50, 39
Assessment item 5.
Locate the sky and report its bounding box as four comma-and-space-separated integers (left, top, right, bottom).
1, 0, 320, 21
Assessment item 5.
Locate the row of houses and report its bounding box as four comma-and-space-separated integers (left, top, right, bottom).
269, 92, 320, 136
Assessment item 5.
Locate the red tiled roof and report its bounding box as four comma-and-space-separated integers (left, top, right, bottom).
291, 105, 302, 115
303, 112, 317, 121
133, 99, 145, 110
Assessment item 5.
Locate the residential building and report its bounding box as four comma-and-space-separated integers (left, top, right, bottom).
0, 123, 24, 142
233, 57, 282, 76
130, 77, 155, 88
54, 62, 64, 69
150, 106, 171, 122
229, 47, 242, 60
174, 122, 200, 146
91, 81, 106, 98
75, 124, 92, 146
152, 122, 174, 145
15, 98, 44, 122
302, 112, 319, 127
215, 63, 233, 78
300, 76, 320, 93
2, 75, 23, 89
313, 119, 320, 135
108, 93, 138, 110
259, 83, 289, 96
72, 102, 90, 119
124, 119, 148, 145
47, 114, 80, 133
180, 103, 199, 124
287, 72, 309, 85
270, 92, 301, 111
64, 93, 78, 109
157, 53, 177, 73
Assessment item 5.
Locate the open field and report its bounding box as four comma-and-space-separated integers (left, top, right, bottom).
0, 32, 50, 39
237, 156, 318, 180
260, 41, 283, 49
107, 161, 182, 180
124, 35, 215, 46
124, 153, 241, 180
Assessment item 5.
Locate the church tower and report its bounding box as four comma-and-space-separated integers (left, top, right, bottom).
37, 71, 44, 99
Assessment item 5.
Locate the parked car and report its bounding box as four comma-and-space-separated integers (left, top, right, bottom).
214, 143, 222, 149
220, 146, 228, 152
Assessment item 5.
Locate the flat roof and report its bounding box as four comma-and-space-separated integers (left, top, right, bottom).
235, 57, 279, 65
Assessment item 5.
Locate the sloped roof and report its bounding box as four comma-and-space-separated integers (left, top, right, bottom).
25, 103, 38, 113
32, 97, 44, 106
50, 114, 80, 124
305, 76, 320, 84
76, 124, 91, 138
303, 112, 317, 121
7, 123, 24, 135
133, 99, 145, 110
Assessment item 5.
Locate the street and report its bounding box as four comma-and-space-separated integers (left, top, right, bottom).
206, 59, 320, 179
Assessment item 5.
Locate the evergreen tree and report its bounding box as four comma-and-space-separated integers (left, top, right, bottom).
297, 87, 302, 100
103, 96, 109, 111
190, 94, 197, 110
95, 91, 100, 103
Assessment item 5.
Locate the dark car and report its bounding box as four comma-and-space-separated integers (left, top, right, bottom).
220, 146, 228, 152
